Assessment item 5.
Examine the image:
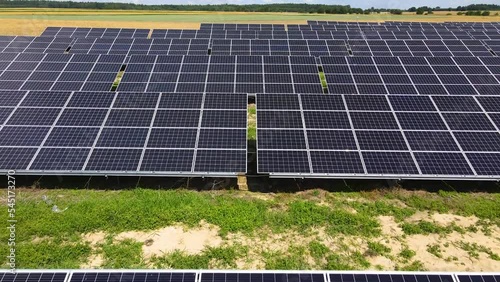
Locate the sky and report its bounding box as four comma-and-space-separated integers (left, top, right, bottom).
101, 0, 500, 9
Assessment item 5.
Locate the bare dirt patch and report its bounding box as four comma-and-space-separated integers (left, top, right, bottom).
114, 221, 223, 258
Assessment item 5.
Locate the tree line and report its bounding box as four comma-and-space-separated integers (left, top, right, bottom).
0, 1, 498, 15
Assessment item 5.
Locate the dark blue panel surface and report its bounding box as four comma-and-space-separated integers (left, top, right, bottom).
415, 152, 474, 175
30, 148, 90, 170
258, 150, 310, 173
85, 149, 142, 171
362, 152, 419, 174
194, 150, 246, 173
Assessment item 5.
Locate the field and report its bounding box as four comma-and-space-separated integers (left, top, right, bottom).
1, 8, 500, 271
0, 185, 499, 270
0, 8, 499, 36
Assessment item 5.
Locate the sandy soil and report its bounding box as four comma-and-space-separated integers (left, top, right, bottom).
80, 212, 500, 270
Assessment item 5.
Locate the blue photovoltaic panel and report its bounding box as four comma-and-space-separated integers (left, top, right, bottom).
0, 91, 247, 177
0, 272, 68, 282
70, 272, 196, 282
256, 93, 500, 180
457, 274, 499, 282
201, 273, 324, 282
330, 273, 454, 282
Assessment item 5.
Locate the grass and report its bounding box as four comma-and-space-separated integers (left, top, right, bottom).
151, 245, 247, 269
400, 220, 463, 235
366, 241, 391, 257
384, 190, 500, 225
247, 105, 256, 140
16, 240, 91, 269
399, 248, 416, 260
426, 244, 443, 259
111, 70, 124, 91
2, 188, 499, 269
318, 71, 328, 92
455, 241, 500, 261
100, 238, 145, 268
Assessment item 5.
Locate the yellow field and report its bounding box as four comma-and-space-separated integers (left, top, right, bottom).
1, 8, 499, 36
0, 19, 202, 36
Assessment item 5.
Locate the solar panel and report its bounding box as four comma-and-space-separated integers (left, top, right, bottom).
0, 54, 125, 91
0, 91, 247, 177
257, 93, 500, 180
116, 55, 323, 94
0, 272, 68, 282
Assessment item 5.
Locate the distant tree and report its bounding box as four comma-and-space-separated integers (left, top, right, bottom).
482, 11, 490, 16
408, 7, 416, 12
416, 8, 424, 15
427, 10, 434, 14
389, 9, 403, 15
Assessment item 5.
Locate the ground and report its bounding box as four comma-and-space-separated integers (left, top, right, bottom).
0, 9, 499, 36
1, 186, 499, 270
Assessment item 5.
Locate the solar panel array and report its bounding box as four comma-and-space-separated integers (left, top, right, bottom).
41, 27, 150, 38
321, 56, 500, 95
211, 40, 349, 56
3, 35, 497, 57
0, 22, 498, 179
0, 36, 73, 53
0, 53, 125, 91
200, 23, 286, 30
116, 55, 324, 94
69, 38, 209, 55
0, 272, 67, 282
0, 91, 247, 176
256, 94, 500, 179
2, 271, 496, 282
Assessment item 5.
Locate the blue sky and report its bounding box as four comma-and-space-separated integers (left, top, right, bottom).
110, 0, 499, 9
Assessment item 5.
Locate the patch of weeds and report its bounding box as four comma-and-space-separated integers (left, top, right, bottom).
204, 245, 248, 268
426, 244, 443, 259
351, 251, 371, 268
456, 241, 500, 261
365, 241, 391, 257
268, 200, 381, 237
151, 250, 209, 269
401, 220, 451, 235
389, 190, 500, 224
348, 200, 415, 221
466, 225, 478, 233
247, 127, 256, 140
262, 245, 310, 270
16, 240, 91, 268
445, 256, 458, 262
100, 238, 145, 268
396, 260, 427, 271
151, 245, 247, 269
324, 253, 355, 270
476, 219, 493, 235
399, 248, 416, 260
308, 241, 330, 260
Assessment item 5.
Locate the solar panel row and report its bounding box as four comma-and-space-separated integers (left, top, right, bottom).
116, 55, 324, 94
1, 36, 496, 58
0, 91, 247, 176
211, 39, 493, 57
320, 56, 500, 95
41, 27, 150, 38
2, 271, 498, 282
200, 23, 286, 30
151, 30, 482, 40
256, 94, 500, 179
0, 53, 125, 91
